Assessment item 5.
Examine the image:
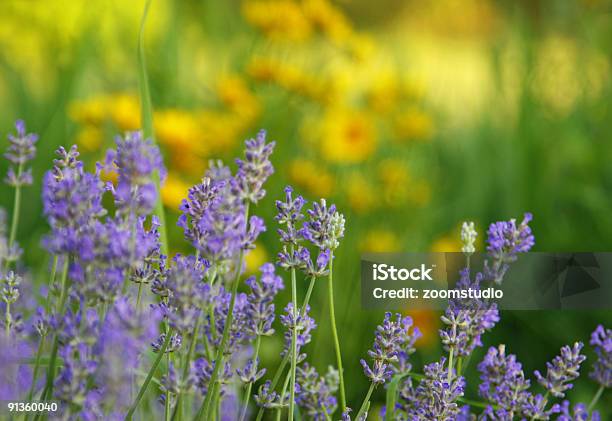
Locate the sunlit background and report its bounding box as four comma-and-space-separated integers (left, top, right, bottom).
0, 0, 611, 417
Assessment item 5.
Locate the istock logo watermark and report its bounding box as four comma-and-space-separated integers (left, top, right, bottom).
361, 252, 612, 310
372, 263, 435, 281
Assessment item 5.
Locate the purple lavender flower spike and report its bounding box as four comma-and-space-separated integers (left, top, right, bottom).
403, 357, 465, 419
361, 312, 420, 384
522, 393, 561, 420
245, 263, 284, 337
105, 131, 166, 217
535, 342, 586, 398
0, 334, 32, 400
192, 357, 232, 397
478, 345, 531, 417
233, 130, 275, 203
275, 186, 306, 246
558, 401, 601, 421
254, 380, 286, 409
302, 199, 345, 251
4, 120, 38, 187
485, 213, 535, 284
236, 357, 266, 384
280, 303, 316, 362
589, 325, 611, 388
295, 363, 338, 419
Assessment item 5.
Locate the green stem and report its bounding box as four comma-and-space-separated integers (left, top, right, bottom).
7, 163, 23, 258
56, 258, 70, 313
456, 356, 463, 377
165, 353, 171, 421
5, 302, 11, 337
45, 256, 59, 312
196, 205, 250, 421
137, 0, 168, 257
136, 282, 144, 313
356, 382, 376, 420
125, 328, 175, 420
327, 251, 346, 411
447, 347, 454, 382
172, 317, 201, 420
239, 335, 262, 421
289, 265, 298, 421
27, 334, 46, 401
587, 385, 604, 412
277, 371, 292, 421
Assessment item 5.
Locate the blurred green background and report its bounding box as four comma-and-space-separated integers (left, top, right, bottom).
0, 0, 611, 418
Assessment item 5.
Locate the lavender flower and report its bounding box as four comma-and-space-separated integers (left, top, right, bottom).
403, 358, 465, 420
232, 130, 275, 203
280, 303, 316, 361
152, 332, 182, 354
1, 270, 21, 335
254, 380, 286, 409
485, 213, 535, 283
589, 325, 611, 388
105, 131, 166, 216
192, 357, 232, 396
535, 342, 586, 398
275, 185, 306, 246
0, 334, 31, 399
244, 263, 284, 336
558, 401, 601, 421
42, 145, 106, 255
0, 209, 21, 264
295, 363, 338, 419
4, 120, 37, 187
361, 312, 420, 384
236, 357, 266, 384
302, 199, 345, 251
94, 298, 161, 411
478, 345, 531, 416
157, 254, 209, 333
522, 394, 561, 420
461, 221, 477, 255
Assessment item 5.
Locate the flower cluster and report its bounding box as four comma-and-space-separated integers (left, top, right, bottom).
0, 120, 609, 421
4, 120, 37, 187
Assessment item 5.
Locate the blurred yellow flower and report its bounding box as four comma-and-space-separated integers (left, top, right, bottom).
407, 309, 439, 348
108, 94, 141, 131
245, 243, 269, 274
430, 234, 462, 252
69, 96, 109, 126
359, 229, 401, 253
378, 159, 410, 207
320, 108, 377, 163
74, 126, 104, 152
393, 107, 434, 141
302, 0, 352, 43
154, 109, 206, 154
407, 180, 431, 207
216, 75, 261, 121
242, 0, 312, 42
287, 159, 335, 198
345, 172, 376, 214
247, 56, 332, 103
367, 72, 400, 114
161, 175, 190, 211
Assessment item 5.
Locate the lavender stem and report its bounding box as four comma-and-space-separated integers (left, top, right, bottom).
289, 264, 298, 421
587, 385, 604, 412
327, 251, 346, 411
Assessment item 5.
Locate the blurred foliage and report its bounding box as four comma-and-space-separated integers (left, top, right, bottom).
0, 0, 611, 418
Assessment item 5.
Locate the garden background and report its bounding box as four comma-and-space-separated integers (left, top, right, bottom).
0, 0, 610, 418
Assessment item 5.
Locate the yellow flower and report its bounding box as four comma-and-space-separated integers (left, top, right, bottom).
154, 109, 206, 154
320, 108, 377, 163
378, 159, 410, 206
406, 309, 439, 348
430, 234, 462, 252
367, 71, 400, 114
302, 0, 352, 43
198, 110, 245, 153
242, 0, 312, 42
74, 126, 104, 152
161, 175, 190, 211
393, 107, 434, 141
108, 93, 141, 131
345, 172, 376, 214
359, 229, 400, 253
245, 243, 269, 274
287, 159, 335, 198
69, 96, 109, 126
216, 75, 261, 121
407, 180, 431, 207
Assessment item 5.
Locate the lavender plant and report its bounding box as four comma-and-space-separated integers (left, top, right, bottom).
0, 119, 609, 421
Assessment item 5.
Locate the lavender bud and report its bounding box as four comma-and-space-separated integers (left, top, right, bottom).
589, 325, 611, 388
535, 342, 586, 398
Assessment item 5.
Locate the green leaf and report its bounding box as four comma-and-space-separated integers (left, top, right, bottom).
385, 374, 407, 421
